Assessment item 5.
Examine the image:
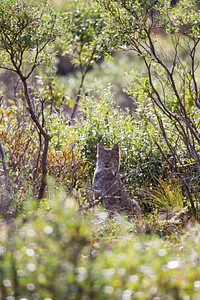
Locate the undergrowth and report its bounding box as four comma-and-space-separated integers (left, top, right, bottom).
1, 181, 200, 299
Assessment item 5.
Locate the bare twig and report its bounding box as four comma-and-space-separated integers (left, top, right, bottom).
0, 142, 9, 191
69, 46, 97, 122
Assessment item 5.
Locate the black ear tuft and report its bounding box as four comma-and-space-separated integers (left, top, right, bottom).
112, 143, 119, 152
97, 142, 105, 152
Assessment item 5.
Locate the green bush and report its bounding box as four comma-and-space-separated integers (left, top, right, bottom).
1, 185, 200, 299
70, 85, 169, 191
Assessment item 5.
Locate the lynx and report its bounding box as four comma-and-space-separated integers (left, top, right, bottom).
93, 143, 141, 215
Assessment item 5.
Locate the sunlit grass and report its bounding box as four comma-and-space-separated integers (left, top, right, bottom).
150, 179, 185, 210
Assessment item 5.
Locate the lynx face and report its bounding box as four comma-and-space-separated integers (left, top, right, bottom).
96, 143, 120, 175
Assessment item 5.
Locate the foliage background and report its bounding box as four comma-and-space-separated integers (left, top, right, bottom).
0, 0, 200, 298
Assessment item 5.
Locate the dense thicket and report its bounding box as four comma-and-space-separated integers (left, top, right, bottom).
0, 0, 200, 298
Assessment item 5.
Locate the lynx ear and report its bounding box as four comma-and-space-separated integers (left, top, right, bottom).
97, 143, 105, 151
97, 142, 105, 154
112, 143, 119, 152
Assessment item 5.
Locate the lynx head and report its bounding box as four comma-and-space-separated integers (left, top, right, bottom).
96, 143, 120, 175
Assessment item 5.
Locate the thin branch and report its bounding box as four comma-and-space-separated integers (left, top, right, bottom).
69, 46, 97, 121
190, 38, 200, 108
21, 78, 47, 137
0, 142, 9, 191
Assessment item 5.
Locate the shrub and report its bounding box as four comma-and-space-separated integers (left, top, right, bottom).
1, 185, 200, 299
71, 86, 170, 193
99, 0, 200, 210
